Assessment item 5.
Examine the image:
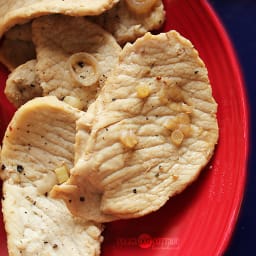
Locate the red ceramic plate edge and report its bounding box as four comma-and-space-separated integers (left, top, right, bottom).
0, 1, 250, 255
202, 0, 250, 254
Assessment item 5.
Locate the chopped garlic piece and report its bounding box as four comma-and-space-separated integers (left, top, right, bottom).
63, 96, 83, 110
136, 84, 151, 99
170, 129, 184, 146
164, 118, 178, 130
179, 124, 191, 137
54, 165, 69, 184
120, 130, 138, 148
176, 113, 190, 124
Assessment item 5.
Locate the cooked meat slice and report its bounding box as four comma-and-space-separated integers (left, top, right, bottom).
5, 60, 42, 108
0, 96, 81, 183
0, 38, 35, 71
32, 15, 121, 111
4, 22, 32, 42
93, 0, 165, 45
2, 184, 103, 256
0, 96, 103, 255
0, 0, 119, 37
52, 31, 219, 222
0, 22, 35, 71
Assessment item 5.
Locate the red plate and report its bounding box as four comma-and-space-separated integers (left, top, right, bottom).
0, 0, 249, 255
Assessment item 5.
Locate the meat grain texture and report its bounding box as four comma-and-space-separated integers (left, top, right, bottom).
0, 97, 103, 256
52, 31, 219, 222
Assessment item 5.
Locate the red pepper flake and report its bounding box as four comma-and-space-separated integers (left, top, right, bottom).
156, 76, 162, 81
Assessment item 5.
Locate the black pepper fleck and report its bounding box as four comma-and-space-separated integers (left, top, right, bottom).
68, 199, 72, 203
112, 98, 116, 101
133, 189, 137, 194
194, 70, 199, 74
53, 244, 58, 249
1, 164, 6, 170
79, 196, 85, 202
44, 192, 48, 197
155, 173, 160, 178
77, 61, 85, 68
17, 165, 24, 173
